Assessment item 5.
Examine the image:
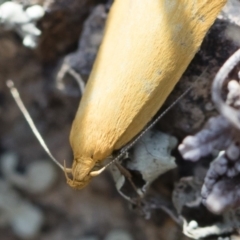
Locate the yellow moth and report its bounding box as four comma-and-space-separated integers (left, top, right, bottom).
65, 0, 227, 189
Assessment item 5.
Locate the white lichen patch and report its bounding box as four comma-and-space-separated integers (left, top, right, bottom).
0, 1, 45, 48
129, 130, 177, 191
111, 130, 177, 200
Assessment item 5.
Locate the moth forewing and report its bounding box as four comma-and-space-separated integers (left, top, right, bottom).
69, 0, 227, 188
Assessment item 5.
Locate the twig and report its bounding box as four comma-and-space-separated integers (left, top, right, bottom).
56, 62, 85, 95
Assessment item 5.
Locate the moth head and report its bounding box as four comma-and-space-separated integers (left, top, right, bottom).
64, 158, 101, 190
65, 173, 92, 190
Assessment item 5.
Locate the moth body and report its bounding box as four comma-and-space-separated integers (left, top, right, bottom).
67, 0, 227, 189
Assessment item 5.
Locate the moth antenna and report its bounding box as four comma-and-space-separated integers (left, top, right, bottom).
6, 79, 69, 172
91, 68, 208, 174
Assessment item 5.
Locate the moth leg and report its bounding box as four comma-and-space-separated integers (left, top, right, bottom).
115, 162, 140, 197
115, 162, 144, 210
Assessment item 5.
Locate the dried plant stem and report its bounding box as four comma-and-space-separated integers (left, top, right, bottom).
56, 62, 85, 94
